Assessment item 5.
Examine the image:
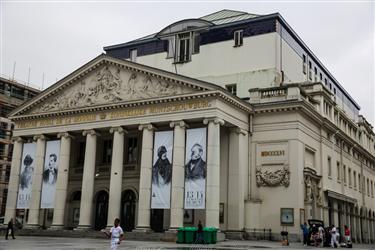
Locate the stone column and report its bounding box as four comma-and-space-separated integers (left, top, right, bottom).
136, 124, 155, 231
27, 135, 46, 228
51, 132, 73, 229
106, 127, 125, 227
4, 137, 23, 223
227, 127, 247, 231
169, 121, 187, 229
77, 130, 98, 229
203, 118, 224, 229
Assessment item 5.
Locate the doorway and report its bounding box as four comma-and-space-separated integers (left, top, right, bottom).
121, 190, 136, 232
151, 209, 164, 232
94, 190, 108, 230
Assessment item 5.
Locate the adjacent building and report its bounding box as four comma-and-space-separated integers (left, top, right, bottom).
0, 76, 39, 216
3, 10, 375, 243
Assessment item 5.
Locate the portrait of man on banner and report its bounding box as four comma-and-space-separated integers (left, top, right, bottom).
151, 131, 173, 209
17, 143, 37, 209
41, 140, 61, 209
184, 128, 207, 209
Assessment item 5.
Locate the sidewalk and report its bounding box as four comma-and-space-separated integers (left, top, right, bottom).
0, 236, 374, 249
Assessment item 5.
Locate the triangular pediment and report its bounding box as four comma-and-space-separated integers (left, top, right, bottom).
11, 55, 216, 117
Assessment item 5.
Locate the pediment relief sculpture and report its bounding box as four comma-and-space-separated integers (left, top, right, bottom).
32, 65, 194, 113
256, 165, 290, 187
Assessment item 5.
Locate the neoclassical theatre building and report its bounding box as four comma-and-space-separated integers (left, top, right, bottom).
4, 10, 375, 242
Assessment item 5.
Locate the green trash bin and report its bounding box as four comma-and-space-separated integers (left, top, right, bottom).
184, 227, 197, 244
203, 227, 212, 244
176, 227, 185, 243
211, 228, 217, 244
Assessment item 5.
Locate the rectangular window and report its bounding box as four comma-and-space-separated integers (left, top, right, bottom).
324, 78, 328, 85
130, 49, 137, 62
320, 73, 323, 81
102, 139, 113, 164
225, 84, 237, 96
337, 162, 340, 182
125, 136, 138, 164
177, 32, 191, 62
353, 171, 357, 188
367, 178, 370, 195
343, 165, 346, 184
358, 175, 361, 192
302, 55, 307, 74
234, 30, 243, 47
328, 157, 332, 177
371, 181, 374, 197
348, 168, 352, 187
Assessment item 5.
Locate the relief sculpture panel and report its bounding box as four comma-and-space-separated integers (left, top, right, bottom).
33, 65, 194, 113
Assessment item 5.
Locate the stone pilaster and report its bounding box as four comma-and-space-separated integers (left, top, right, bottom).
107, 127, 126, 227
4, 137, 23, 224
203, 118, 224, 229
27, 135, 46, 228
169, 121, 187, 229
136, 124, 155, 231
77, 130, 98, 230
51, 132, 73, 229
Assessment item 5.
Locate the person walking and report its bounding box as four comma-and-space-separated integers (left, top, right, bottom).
102, 218, 124, 250
300, 222, 309, 246
330, 225, 338, 248
344, 225, 351, 244
5, 218, 16, 240
196, 220, 204, 244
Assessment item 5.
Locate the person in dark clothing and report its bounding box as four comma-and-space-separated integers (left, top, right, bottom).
5, 218, 16, 240
196, 220, 204, 244
300, 222, 309, 246
185, 144, 206, 181
152, 146, 172, 185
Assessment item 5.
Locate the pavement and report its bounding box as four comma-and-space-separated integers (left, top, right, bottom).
0, 236, 374, 250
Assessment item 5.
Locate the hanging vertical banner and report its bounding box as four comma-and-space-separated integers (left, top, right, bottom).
184, 128, 207, 209
151, 131, 173, 209
17, 142, 37, 209
41, 140, 61, 208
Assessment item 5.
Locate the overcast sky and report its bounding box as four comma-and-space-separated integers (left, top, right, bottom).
1, 1, 374, 125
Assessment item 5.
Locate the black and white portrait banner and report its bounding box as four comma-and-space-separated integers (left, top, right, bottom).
184, 128, 207, 209
41, 140, 61, 208
151, 131, 173, 209
17, 142, 37, 209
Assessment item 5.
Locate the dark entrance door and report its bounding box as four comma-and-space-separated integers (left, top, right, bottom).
150, 209, 164, 232
121, 190, 136, 231
94, 190, 108, 230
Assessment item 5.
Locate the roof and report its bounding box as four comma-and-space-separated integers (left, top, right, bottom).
200, 9, 259, 25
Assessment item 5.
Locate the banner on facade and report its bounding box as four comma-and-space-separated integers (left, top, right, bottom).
151, 131, 173, 209
184, 128, 207, 209
17, 142, 37, 209
41, 140, 61, 208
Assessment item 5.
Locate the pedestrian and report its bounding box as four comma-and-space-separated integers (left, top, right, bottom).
5, 218, 16, 240
102, 218, 124, 250
344, 225, 351, 244
330, 225, 338, 248
196, 220, 204, 244
300, 222, 309, 246
318, 226, 325, 247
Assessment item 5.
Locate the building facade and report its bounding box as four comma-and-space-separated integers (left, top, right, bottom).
3, 10, 375, 243
0, 77, 39, 216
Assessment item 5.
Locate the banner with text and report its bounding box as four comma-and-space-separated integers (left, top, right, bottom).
184, 128, 207, 209
41, 140, 61, 208
17, 143, 37, 209
151, 131, 173, 209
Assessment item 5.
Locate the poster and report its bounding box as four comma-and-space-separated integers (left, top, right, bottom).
17, 142, 37, 209
184, 128, 207, 209
151, 131, 173, 209
41, 140, 61, 208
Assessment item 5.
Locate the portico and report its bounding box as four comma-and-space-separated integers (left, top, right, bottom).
4, 54, 251, 233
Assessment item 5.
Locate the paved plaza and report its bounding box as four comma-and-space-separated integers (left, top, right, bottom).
0, 237, 374, 250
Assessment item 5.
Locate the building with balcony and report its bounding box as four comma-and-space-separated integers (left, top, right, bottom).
3, 10, 374, 243
0, 76, 40, 216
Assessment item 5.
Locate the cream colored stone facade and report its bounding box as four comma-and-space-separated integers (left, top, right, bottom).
3, 55, 375, 243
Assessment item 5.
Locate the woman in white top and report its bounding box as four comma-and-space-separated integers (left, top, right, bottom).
102, 218, 124, 250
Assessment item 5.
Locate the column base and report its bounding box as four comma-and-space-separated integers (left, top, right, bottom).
75, 225, 92, 231
133, 227, 152, 233
25, 224, 42, 230
50, 225, 65, 230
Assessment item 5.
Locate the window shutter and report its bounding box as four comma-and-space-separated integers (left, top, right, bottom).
167, 36, 175, 58
193, 33, 200, 53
